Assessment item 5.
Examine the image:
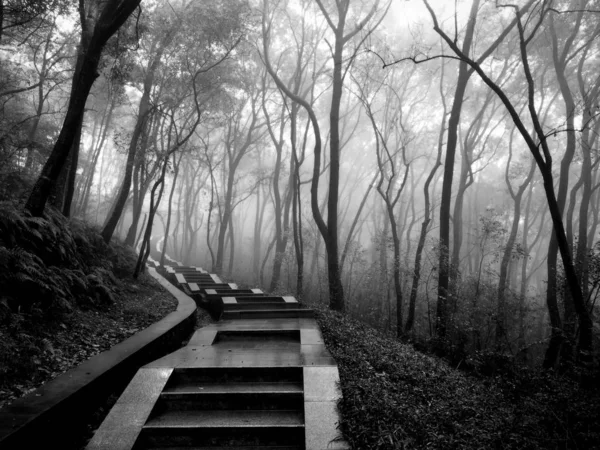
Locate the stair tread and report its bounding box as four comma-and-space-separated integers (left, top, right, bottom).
150, 447, 302, 450
225, 308, 310, 312
163, 381, 303, 394
145, 410, 304, 428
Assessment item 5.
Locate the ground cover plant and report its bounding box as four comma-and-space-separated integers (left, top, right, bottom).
0, 200, 181, 409
0, 271, 177, 409
315, 306, 600, 450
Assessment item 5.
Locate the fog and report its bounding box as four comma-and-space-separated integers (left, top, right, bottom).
2, 0, 598, 368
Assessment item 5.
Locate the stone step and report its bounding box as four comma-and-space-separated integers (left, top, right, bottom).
203, 289, 264, 298
212, 330, 300, 347
170, 267, 208, 274
222, 296, 295, 304
166, 367, 302, 385
145, 410, 303, 427
179, 274, 220, 281
222, 309, 314, 320
163, 381, 303, 395
155, 391, 304, 411
181, 274, 223, 283
169, 273, 217, 284
222, 302, 303, 311
138, 411, 304, 448
146, 446, 302, 450
188, 283, 238, 292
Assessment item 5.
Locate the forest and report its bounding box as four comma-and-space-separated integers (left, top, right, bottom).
1, 0, 599, 381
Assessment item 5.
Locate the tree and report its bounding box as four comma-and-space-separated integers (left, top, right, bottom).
101, 4, 182, 243
25, 0, 142, 216
406, 57, 447, 334
422, 0, 594, 362
496, 129, 536, 346
214, 80, 264, 274
263, 0, 389, 311
261, 72, 293, 291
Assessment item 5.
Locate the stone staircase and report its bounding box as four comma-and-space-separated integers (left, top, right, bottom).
87, 259, 347, 450
135, 367, 305, 449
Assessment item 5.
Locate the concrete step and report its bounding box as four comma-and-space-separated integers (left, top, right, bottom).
180, 275, 220, 282
212, 330, 300, 347
138, 411, 304, 448
145, 409, 303, 427
166, 367, 302, 385
222, 309, 314, 320
222, 303, 303, 311
203, 289, 264, 298
182, 274, 223, 282
170, 267, 208, 273
155, 391, 304, 411
223, 296, 295, 304
175, 276, 221, 285
188, 283, 238, 292
146, 446, 302, 450
164, 381, 303, 395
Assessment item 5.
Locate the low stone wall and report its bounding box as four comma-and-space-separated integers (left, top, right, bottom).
0, 268, 197, 449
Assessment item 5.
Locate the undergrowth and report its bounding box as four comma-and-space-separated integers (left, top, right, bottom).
0, 200, 137, 319
314, 305, 600, 449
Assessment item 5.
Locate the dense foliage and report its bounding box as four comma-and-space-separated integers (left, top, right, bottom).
0, 200, 135, 317
315, 305, 600, 449
0, 200, 182, 408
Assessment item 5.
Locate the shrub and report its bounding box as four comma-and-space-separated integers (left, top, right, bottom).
0, 202, 138, 317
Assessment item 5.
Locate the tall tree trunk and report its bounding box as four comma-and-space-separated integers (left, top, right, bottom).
406, 69, 445, 333
160, 153, 183, 266
26, 0, 142, 217
544, 11, 584, 368
435, 0, 478, 338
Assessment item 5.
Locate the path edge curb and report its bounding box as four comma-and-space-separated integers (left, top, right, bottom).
0, 267, 197, 449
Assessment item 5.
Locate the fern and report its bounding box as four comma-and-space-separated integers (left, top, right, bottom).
0, 202, 27, 247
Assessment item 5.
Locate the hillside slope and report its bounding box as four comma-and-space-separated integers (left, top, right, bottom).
315, 307, 600, 449
0, 201, 179, 409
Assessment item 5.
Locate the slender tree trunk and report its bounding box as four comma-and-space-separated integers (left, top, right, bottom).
497, 149, 535, 346
101, 34, 173, 243
160, 153, 183, 266
544, 12, 583, 368
406, 100, 444, 333
436, 30, 476, 340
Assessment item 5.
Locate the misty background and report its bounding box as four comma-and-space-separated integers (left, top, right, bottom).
1, 0, 599, 371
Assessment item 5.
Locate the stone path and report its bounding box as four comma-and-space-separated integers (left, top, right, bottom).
87, 260, 348, 450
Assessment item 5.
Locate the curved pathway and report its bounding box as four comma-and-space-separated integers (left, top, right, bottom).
87, 240, 348, 450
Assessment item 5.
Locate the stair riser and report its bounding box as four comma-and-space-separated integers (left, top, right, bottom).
170, 269, 208, 273
222, 310, 314, 320
166, 367, 303, 385
189, 284, 235, 290
179, 275, 221, 281
222, 303, 301, 311
204, 290, 263, 297
214, 296, 282, 304
154, 393, 304, 411
227, 296, 292, 302
166, 273, 213, 281
136, 426, 305, 448
167, 272, 214, 278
